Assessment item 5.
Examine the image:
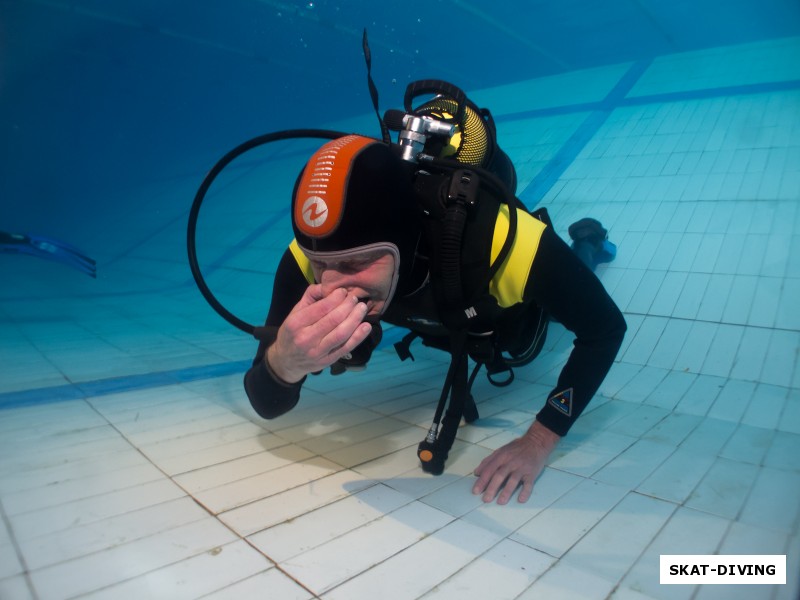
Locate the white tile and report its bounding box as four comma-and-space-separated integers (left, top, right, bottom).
728, 326, 771, 382
2, 462, 167, 516
706, 378, 757, 423
722, 276, 758, 324
419, 475, 486, 518
295, 415, 408, 456
672, 273, 711, 320
742, 383, 787, 429
593, 439, 675, 489
0, 575, 36, 600
700, 324, 744, 379
694, 521, 791, 600
349, 442, 431, 481
512, 478, 628, 557
721, 423, 776, 466
675, 374, 728, 417
9, 479, 186, 544
0, 517, 23, 579
775, 277, 800, 330
322, 519, 503, 600
625, 270, 666, 314
761, 330, 800, 388
193, 456, 343, 514
199, 568, 314, 600
549, 430, 637, 478
121, 411, 251, 447
641, 412, 702, 446
606, 404, 670, 438
695, 274, 734, 322
738, 466, 800, 532
136, 420, 278, 458
323, 424, 425, 469
568, 401, 625, 436
685, 457, 759, 519
28, 518, 238, 600
608, 587, 662, 600
642, 369, 696, 410
280, 501, 453, 595
172, 444, 315, 494
748, 276, 781, 328
649, 272, 688, 317
420, 539, 554, 600
78, 540, 270, 600
273, 408, 383, 444
764, 431, 800, 472
673, 323, 720, 376
0, 448, 151, 496
558, 492, 676, 584
247, 484, 414, 563
649, 233, 685, 271
777, 531, 800, 600
219, 469, 372, 537
620, 506, 730, 600
155, 432, 289, 476
679, 418, 736, 455
637, 447, 716, 504
517, 560, 616, 600
778, 389, 800, 435
20, 496, 210, 570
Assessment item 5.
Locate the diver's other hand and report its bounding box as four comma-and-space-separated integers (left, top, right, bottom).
267, 285, 372, 383
472, 420, 560, 505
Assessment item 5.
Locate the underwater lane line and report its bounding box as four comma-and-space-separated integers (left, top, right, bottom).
517, 59, 653, 208
0, 360, 251, 410
512, 72, 800, 208
495, 77, 800, 123
0, 328, 412, 410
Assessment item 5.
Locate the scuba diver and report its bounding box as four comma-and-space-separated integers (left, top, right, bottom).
240, 119, 626, 504
185, 48, 623, 503
0, 231, 96, 278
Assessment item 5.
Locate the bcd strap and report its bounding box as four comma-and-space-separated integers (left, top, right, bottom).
417, 331, 470, 475
394, 331, 419, 362
412, 163, 521, 475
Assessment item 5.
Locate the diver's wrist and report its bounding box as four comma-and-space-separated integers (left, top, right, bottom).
265, 345, 305, 384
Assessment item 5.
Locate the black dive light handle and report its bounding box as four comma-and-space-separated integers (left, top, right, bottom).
187, 129, 348, 335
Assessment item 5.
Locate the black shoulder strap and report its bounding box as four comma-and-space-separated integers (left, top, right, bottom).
411, 160, 522, 475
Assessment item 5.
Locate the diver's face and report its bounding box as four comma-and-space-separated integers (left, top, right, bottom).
311, 251, 396, 317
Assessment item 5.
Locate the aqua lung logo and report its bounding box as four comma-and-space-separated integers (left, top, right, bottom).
302, 196, 329, 229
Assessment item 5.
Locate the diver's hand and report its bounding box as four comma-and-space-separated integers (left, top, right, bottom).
267, 285, 372, 383
472, 420, 560, 505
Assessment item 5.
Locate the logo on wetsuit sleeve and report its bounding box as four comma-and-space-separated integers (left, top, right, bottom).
548, 388, 573, 417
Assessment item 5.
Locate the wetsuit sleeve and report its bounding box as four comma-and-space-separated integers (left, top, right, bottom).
523, 226, 627, 436
243, 248, 310, 419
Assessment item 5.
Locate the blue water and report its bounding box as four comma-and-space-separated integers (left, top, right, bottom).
2, 0, 799, 235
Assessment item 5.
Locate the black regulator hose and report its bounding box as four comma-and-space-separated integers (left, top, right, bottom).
187, 129, 348, 335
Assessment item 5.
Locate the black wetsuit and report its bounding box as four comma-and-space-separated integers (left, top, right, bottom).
244, 208, 626, 438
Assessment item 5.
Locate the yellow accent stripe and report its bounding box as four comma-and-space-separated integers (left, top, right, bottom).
289, 239, 315, 284
489, 206, 546, 307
